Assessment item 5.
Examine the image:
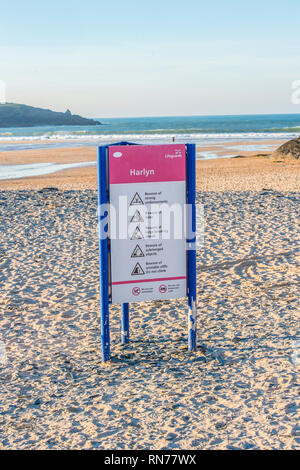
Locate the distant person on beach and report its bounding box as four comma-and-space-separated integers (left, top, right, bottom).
172, 136, 175, 142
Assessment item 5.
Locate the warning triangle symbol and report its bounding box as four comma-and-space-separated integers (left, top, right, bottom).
130, 210, 144, 223
130, 226, 144, 240
131, 244, 145, 258
131, 262, 145, 276
130, 192, 144, 206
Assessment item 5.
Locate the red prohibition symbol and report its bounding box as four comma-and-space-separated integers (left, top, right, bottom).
132, 286, 141, 296
159, 284, 167, 294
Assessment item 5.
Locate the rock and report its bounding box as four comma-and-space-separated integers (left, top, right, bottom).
203, 395, 217, 404
67, 406, 83, 413
215, 422, 227, 430
165, 432, 178, 441
272, 137, 300, 159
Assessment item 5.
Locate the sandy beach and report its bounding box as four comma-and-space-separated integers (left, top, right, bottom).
0, 139, 297, 191
0, 145, 299, 450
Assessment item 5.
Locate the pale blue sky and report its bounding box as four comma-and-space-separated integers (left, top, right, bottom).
1, 0, 300, 117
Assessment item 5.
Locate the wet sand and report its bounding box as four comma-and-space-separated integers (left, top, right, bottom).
0, 140, 299, 192
0, 146, 299, 450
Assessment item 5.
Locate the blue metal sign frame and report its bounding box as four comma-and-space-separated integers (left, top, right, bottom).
97, 142, 197, 362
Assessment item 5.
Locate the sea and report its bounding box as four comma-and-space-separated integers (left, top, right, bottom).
1, 114, 299, 179
0, 113, 300, 151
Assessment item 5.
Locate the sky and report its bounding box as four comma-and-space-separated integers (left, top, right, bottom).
0, 0, 300, 117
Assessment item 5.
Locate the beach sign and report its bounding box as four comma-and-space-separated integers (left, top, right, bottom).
109, 144, 187, 303
97, 142, 197, 362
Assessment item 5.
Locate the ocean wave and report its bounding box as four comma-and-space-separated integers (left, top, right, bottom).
0, 131, 298, 143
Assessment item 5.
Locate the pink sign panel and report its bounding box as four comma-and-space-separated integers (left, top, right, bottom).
109, 144, 186, 184
109, 143, 187, 304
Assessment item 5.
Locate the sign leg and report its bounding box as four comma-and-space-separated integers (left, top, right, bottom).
188, 240, 197, 351
100, 289, 110, 361
121, 303, 130, 344
188, 295, 197, 351
98, 146, 110, 362
187, 143, 197, 351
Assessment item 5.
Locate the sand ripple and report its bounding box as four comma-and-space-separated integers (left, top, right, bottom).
0, 189, 299, 449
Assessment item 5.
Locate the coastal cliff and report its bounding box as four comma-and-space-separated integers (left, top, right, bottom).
0, 103, 101, 128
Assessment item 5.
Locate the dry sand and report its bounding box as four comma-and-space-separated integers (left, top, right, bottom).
0, 145, 299, 449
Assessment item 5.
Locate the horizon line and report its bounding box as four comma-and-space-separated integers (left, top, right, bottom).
94, 112, 300, 120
